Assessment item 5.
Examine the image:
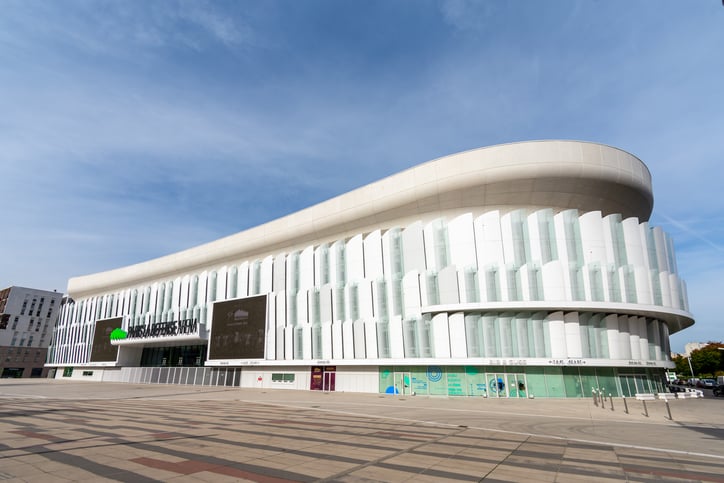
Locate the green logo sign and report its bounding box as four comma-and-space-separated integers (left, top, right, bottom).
110, 328, 127, 341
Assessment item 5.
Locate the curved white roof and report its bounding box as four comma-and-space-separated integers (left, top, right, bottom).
68, 140, 653, 297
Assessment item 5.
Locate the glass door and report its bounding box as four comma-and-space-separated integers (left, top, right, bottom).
323, 371, 336, 391
393, 372, 411, 395
487, 373, 507, 398
507, 373, 527, 398
619, 374, 650, 397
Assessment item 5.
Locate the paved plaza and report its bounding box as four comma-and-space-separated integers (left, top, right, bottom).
1, 380, 723, 482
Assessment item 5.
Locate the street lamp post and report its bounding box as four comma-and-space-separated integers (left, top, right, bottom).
687, 355, 695, 379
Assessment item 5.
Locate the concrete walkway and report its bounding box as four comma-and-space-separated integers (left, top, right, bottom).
1, 380, 723, 482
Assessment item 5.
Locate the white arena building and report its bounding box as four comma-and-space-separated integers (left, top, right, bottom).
46, 140, 694, 398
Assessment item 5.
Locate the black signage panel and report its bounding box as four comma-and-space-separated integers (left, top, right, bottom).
209, 295, 267, 360
90, 317, 121, 363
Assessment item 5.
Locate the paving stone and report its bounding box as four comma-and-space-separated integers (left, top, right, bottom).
2, 381, 724, 483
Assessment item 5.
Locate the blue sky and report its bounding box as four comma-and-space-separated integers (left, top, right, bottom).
1, 0, 722, 352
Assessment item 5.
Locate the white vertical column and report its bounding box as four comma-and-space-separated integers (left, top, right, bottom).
483, 314, 497, 357
320, 285, 333, 323
322, 322, 333, 359
438, 266, 460, 305
363, 230, 384, 280
237, 262, 249, 298
475, 211, 504, 268
364, 319, 378, 358
515, 313, 530, 357
346, 235, 365, 283
532, 312, 546, 357
284, 325, 293, 361
216, 267, 228, 303
541, 261, 566, 301
430, 313, 450, 358
301, 325, 312, 360
617, 315, 632, 359
448, 213, 477, 268
299, 247, 314, 291
448, 312, 468, 358
296, 290, 309, 325
622, 217, 645, 267
579, 211, 606, 265
332, 321, 344, 359
266, 293, 276, 360
314, 244, 327, 286
353, 320, 366, 358
604, 314, 620, 359
381, 228, 402, 280
358, 280, 374, 321
527, 210, 543, 263
180, 276, 190, 316
342, 321, 355, 359
652, 226, 670, 272
423, 219, 448, 271
388, 314, 404, 359
273, 253, 286, 293
498, 313, 513, 357
651, 319, 663, 361
546, 311, 566, 359
499, 212, 516, 267
629, 316, 642, 360
402, 271, 421, 319
563, 312, 582, 358
638, 317, 650, 360
402, 222, 427, 273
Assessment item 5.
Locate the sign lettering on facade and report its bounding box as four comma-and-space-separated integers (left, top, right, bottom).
123, 318, 199, 339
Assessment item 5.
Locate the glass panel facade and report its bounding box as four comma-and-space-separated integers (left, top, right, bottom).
543, 367, 565, 397
140, 344, 206, 367
562, 367, 584, 398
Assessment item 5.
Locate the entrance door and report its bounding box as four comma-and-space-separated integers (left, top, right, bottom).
487, 373, 507, 398
393, 372, 411, 395
507, 373, 527, 398
323, 371, 336, 391
620, 374, 649, 397
310, 366, 337, 391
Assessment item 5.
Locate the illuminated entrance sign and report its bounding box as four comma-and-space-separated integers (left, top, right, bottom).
126, 318, 199, 339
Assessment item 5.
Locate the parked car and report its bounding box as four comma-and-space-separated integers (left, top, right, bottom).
713, 384, 724, 397
697, 379, 716, 389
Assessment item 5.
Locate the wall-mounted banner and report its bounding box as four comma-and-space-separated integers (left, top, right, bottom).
90, 317, 122, 363
209, 295, 267, 360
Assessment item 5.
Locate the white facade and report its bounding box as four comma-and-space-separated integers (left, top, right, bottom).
47, 141, 694, 397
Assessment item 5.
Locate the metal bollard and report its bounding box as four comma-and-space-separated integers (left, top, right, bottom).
642, 399, 649, 417
665, 400, 673, 420
592, 389, 598, 406
609, 393, 614, 411
600, 390, 605, 409
623, 396, 628, 414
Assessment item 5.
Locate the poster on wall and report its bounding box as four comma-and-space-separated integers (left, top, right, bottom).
89, 317, 121, 363
208, 295, 267, 360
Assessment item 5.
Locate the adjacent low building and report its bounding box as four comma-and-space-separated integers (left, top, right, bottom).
0, 286, 63, 378
46, 140, 694, 397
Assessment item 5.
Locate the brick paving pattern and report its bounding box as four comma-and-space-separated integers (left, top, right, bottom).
1, 382, 723, 482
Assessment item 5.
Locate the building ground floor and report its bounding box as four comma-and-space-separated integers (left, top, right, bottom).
49, 361, 668, 398
1, 346, 49, 378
